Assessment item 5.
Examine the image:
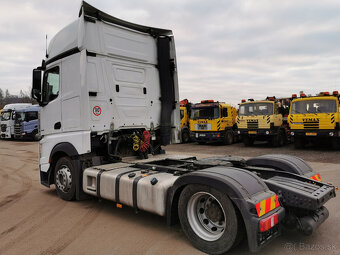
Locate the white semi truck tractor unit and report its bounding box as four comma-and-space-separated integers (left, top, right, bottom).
32, 2, 336, 254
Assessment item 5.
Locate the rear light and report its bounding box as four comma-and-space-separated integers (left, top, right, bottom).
300, 93, 306, 98
333, 91, 338, 96
311, 173, 322, 182
259, 213, 279, 232
241, 99, 246, 103
201, 100, 214, 103
292, 94, 297, 98
217, 134, 220, 138
255, 194, 280, 217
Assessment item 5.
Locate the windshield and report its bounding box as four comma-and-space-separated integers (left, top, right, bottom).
191, 107, 219, 120
15, 112, 26, 121
1, 111, 11, 121
291, 99, 337, 114
239, 103, 273, 116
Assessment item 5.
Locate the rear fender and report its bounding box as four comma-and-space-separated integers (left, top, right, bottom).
166, 166, 280, 252
246, 154, 316, 178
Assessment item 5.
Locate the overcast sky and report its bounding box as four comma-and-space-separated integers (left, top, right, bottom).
1, 0, 340, 106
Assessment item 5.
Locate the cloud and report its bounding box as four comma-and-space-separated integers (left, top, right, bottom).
0, 0, 339, 106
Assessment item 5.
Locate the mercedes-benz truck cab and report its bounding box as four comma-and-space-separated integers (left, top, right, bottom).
31, 1, 180, 186
14, 105, 40, 140
0, 103, 32, 139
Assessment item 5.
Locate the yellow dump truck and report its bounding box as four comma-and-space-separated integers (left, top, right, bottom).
237, 97, 290, 146
180, 99, 191, 143
288, 91, 340, 149
190, 100, 238, 144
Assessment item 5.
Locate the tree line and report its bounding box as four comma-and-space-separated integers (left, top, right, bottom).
0, 88, 36, 109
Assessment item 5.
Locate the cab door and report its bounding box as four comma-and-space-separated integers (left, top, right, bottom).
221, 107, 230, 130
40, 64, 62, 136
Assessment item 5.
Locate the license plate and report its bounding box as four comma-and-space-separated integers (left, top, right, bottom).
194, 123, 211, 130
248, 131, 257, 134
199, 134, 206, 137
306, 132, 317, 136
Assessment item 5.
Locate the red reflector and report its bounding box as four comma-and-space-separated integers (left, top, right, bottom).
217, 134, 220, 138
259, 213, 278, 232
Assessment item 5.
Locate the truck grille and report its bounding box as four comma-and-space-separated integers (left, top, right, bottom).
14, 123, 22, 137
303, 121, 319, 129
1, 124, 6, 132
247, 121, 258, 129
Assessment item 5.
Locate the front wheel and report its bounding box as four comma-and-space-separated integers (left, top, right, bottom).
54, 157, 76, 201
181, 129, 190, 143
31, 129, 40, 141
223, 130, 234, 145
178, 184, 240, 255
294, 136, 305, 149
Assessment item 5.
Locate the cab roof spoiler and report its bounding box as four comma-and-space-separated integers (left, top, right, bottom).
79, 1, 173, 36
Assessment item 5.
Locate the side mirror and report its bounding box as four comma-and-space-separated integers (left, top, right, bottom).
32, 69, 42, 104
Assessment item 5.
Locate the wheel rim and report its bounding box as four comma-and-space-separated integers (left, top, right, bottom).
187, 192, 226, 241
55, 165, 72, 193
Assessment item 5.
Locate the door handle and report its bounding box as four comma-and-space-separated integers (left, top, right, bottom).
54, 122, 61, 130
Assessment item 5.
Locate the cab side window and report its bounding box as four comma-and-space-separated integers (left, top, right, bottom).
26, 112, 38, 121
43, 66, 60, 103
222, 108, 228, 117
180, 110, 184, 120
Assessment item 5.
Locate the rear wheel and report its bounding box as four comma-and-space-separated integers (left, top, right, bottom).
54, 157, 76, 201
178, 184, 240, 255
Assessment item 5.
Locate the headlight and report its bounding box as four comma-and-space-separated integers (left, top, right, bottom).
291, 132, 294, 136
265, 131, 270, 135
238, 131, 240, 134
329, 132, 334, 137
195, 133, 198, 138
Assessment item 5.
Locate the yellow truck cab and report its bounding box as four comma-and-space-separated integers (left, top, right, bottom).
288, 91, 340, 149
189, 100, 238, 144
237, 97, 290, 146
180, 99, 191, 143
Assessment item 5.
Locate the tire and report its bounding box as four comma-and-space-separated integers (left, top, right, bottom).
54, 157, 76, 201
294, 136, 304, 149
31, 129, 40, 141
182, 130, 190, 143
198, 142, 206, 145
270, 131, 284, 147
178, 184, 240, 255
331, 138, 340, 150
243, 136, 254, 146
223, 130, 233, 145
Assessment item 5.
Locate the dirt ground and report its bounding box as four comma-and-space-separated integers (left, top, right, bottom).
0, 140, 339, 255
